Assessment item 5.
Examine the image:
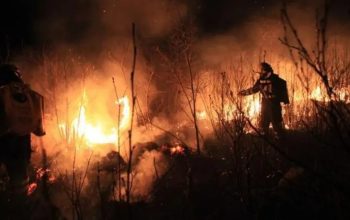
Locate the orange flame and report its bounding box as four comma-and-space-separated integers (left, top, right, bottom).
245, 96, 261, 119
170, 145, 185, 155
59, 94, 131, 147
310, 86, 327, 101
27, 183, 37, 196
27, 168, 56, 196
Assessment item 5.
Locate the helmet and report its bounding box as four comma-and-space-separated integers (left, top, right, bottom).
0, 64, 23, 85
260, 62, 273, 73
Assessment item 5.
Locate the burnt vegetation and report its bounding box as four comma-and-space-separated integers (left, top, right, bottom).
1, 2, 350, 220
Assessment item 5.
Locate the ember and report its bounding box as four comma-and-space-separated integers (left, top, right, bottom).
36, 167, 50, 179
27, 183, 37, 196
27, 168, 57, 196
170, 145, 186, 156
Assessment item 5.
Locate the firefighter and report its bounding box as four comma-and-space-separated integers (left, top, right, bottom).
0, 64, 31, 192
0, 64, 45, 195
0, 64, 47, 218
238, 62, 289, 138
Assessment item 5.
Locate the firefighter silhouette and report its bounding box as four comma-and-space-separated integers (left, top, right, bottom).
0, 64, 45, 194
239, 62, 289, 138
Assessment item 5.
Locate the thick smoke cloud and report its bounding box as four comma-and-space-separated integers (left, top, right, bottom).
1, 0, 349, 61
192, 0, 350, 69
1, 1, 349, 215
6, 0, 350, 124
32, 0, 187, 55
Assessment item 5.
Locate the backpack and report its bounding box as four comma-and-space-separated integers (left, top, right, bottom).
274, 75, 290, 104
0, 82, 45, 136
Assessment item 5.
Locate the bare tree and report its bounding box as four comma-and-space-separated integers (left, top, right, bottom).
156, 21, 202, 155
280, 2, 350, 150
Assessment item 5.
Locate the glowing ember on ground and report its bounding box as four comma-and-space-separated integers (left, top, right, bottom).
36, 168, 56, 183
27, 168, 57, 196
36, 167, 49, 179
27, 183, 37, 196
170, 145, 185, 155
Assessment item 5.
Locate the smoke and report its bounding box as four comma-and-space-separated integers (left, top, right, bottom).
32, 0, 187, 56
3, 1, 349, 218
24, 0, 350, 164
195, 0, 350, 70
20, 0, 350, 159
131, 150, 169, 199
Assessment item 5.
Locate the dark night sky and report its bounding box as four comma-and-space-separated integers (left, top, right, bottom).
0, 0, 349, 57
0, 0, 37, 46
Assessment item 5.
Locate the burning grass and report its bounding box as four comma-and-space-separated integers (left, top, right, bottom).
0, 51, 345, 219
2, 14, 350, 218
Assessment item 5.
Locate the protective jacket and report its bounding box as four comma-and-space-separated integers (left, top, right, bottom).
239, 72, 289, 136
240, 73, 289, 104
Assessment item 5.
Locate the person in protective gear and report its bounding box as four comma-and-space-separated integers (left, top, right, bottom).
238, 62, 289, 138
0, 64, 45, 192
0, 64, 31, 190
